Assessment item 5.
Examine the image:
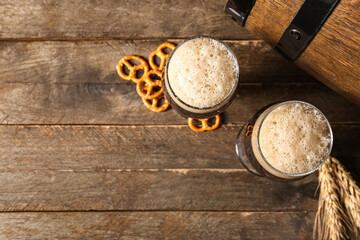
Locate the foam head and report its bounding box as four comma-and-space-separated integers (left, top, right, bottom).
167, 37, 239, 109
258, 102, 332, 175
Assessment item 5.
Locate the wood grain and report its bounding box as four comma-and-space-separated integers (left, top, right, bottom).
296, 0, 360, 105
0, 212, 315, 240
0, 169, 318, 211
0, 125, 359, 171
0, 40, 313, 84
0, 82, 359, 125
0, 0, 254, 40
0, 1, 358, 238
0, 124, 357, 212
246, 0, 302, 46
1, 41, 358, 124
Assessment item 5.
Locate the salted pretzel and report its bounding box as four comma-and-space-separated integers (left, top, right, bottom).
188, 115, 221, 132
142, 95, 170, 112
149, 42, 176, 70
116, 55, 149, 83
136, 70, 164, 100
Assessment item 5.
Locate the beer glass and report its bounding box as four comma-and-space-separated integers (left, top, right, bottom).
163, 36, 240, 119
236, 101, 333, 181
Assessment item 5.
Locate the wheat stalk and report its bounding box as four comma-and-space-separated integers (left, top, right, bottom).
331, 157, 360, 234
314, 158, 351, 240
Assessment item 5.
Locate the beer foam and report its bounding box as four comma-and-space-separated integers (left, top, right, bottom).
259, 103, 331, 175
167, 37, 238, 108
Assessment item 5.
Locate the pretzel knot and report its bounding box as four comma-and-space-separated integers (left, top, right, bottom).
116, 55, 149, 83
149, 42, 176, 70
136, 70, 164, 100
188, 115, 221, 132
142, 95, 170, 112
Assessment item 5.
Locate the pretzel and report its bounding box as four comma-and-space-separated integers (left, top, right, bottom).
188, 115, 221, 132
149, 42, 176, 70
136, 70, 164, 100
116, 55, 149, 83
245, 125, 253, 137
142, 95, 170, 112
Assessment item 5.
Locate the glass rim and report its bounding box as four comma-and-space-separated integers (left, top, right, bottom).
164, 35, 240, 111
256, 100, 334, 177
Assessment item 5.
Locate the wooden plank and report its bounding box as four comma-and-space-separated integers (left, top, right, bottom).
1, 40, 358, 124
0, 125, 359, 171
0, 125, 240, 170
0, 169, 318, 211
0, 124, 358, 212
0, 0, 254, 40
0, 212, 315, 240
0, 82, 359, 124
0, 40, 314, 84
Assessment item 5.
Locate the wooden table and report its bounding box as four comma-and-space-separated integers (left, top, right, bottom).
0, 1, 359, 239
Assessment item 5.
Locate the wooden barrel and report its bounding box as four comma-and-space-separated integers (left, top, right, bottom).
226, 0, 360, 105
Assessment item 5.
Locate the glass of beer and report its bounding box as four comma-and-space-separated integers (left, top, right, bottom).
164, 36, 240, 118
236, 101, 333, 181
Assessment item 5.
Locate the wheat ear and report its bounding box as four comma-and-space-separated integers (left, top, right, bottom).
314, 158, 351, 240
331, 157, 360, 234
